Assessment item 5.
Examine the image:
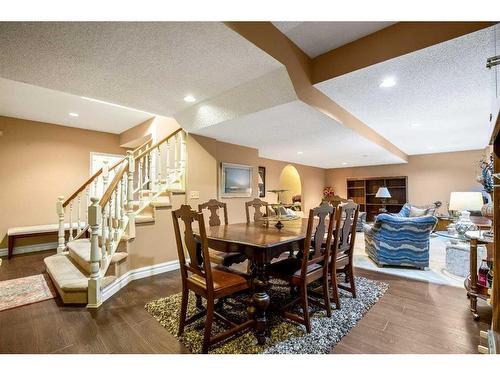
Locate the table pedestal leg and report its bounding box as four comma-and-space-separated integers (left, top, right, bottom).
250, 262, 270, 345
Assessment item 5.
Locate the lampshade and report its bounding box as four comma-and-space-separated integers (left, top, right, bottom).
375, 187, 391, 199
448, 192, 484, 211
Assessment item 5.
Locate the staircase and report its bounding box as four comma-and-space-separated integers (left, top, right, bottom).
44, 128, 186, 308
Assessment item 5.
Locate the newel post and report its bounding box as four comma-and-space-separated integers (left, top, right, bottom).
126, 151, 136, 239
56, 196, 65, 253
87, 197, 103, 309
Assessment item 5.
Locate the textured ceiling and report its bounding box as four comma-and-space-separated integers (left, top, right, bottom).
194, 100, 405, 168
0, 77, 153, 133
315, 25, 500, 155
0, 22, 282, 117
272, 21, 395, 58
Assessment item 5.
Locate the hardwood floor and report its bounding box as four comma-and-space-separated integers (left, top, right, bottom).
0, 250, 492, 354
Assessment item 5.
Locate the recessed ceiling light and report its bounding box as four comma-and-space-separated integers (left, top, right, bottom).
341, 162, 348, 165
184, 95, 196, 103
69, 112, 79, 117
379, 77, 397, 88
427, 145, 434, 150
297, 151, 303, 155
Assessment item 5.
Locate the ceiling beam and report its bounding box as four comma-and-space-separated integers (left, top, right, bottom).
225, 21, 408, 163
312, 21, 495, 84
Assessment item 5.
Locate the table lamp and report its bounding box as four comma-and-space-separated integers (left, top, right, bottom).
376, 187, 392, 213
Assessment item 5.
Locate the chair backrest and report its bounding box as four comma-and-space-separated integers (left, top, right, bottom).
331, 201, 359, 264
325, 194, 348, 208
300, 201, 335, 279
172, 205, 214, 292
245, 198, 270, 223
198, 199, 228, 226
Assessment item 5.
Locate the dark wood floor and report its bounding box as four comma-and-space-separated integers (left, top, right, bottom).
0, 250, 492, 354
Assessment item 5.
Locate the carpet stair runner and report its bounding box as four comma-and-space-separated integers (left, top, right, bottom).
44, 190, 171, 304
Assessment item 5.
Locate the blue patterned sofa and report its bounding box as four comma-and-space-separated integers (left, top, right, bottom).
364, 204, 438, 269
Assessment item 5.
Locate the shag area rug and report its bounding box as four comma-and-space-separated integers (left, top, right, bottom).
0, 274, 56, 312
145, 276, 388, 354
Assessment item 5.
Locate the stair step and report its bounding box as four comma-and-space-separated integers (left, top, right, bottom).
44, 253, 115, 304
136, 214, 155, 224
67, 239, 93, 274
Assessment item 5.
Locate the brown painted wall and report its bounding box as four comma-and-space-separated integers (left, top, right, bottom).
0, 116, 125, 249
326, 150, 486, 214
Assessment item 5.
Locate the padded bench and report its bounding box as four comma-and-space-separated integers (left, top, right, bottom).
7, 222, 85, 259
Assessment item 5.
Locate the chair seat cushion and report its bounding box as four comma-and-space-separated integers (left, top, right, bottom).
267, 257, 322, 280
190, 265, 250, 293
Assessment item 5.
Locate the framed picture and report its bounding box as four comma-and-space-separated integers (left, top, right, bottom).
220, 162, 253, 198
258, 166, 266, 197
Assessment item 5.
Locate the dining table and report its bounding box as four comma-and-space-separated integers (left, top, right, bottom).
194, 218, 310, 344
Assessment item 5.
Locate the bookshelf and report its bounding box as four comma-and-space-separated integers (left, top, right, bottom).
347, 176, 408, 222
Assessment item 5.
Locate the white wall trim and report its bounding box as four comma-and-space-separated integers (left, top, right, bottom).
0, 242, 58, 257
101, 260, 180, 302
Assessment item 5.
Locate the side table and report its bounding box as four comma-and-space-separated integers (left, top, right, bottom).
465, 231, 494, 320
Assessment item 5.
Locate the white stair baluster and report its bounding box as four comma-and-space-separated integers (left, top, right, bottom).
156, 147, 161, 190
138, 158, 143, 190
68, 202, 74, 241
179, 131, 186, 189
174, 134, 179, 184
114, 186, 120, 241
87, 197, 102, 308
56, 196, 65, 253
107, 199, 113, 252
126, 152, 136, 239
120, 175, 126, 230
101, 200, 108, 259
77, 194, 82, 236
85, 186, 90, 226
165, 141, 170, 188
148, 153, 153, 190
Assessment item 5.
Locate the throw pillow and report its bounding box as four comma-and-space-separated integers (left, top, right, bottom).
409, 206, 428, 217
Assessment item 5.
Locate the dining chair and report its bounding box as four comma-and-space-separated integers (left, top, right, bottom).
172, 204, 253, 353
266, 201, 335, 333
198, 199, 248, 267
245, 198, 271, 223
329, 201, 359, 309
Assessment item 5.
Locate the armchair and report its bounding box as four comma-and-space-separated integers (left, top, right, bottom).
364, 212, 437, 269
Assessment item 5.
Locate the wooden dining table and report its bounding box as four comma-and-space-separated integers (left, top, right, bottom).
194, 218, 310, 344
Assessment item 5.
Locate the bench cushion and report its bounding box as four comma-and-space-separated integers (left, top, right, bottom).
8, 222, 86, 236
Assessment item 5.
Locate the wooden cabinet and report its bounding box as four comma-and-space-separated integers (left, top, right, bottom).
347, 176, 408, 222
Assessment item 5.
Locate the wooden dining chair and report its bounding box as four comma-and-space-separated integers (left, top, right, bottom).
267, 201, 335, 333
329, 201, 359, 309
245, 198, 271, 223
172, 205, 253, 353
198, 199, 247, 267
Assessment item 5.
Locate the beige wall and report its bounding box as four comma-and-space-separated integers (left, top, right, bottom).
326, 149, 486, 214
185, 135, 326, 225
0, 116, 126, 249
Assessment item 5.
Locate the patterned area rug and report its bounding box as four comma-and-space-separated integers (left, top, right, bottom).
145, 276, 388, 354
0, 274, 56, 312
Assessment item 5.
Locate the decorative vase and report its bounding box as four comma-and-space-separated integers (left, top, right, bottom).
481, 202, 494, 237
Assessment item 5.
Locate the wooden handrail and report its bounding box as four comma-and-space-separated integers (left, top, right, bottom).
134, 128, 182, 161
99, 161, 129, 207
132, 137, 153, 156
63, 157, 126, 207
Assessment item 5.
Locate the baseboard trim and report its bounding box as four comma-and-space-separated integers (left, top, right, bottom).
101, 260, 180, 302
0, 242, 58, 257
